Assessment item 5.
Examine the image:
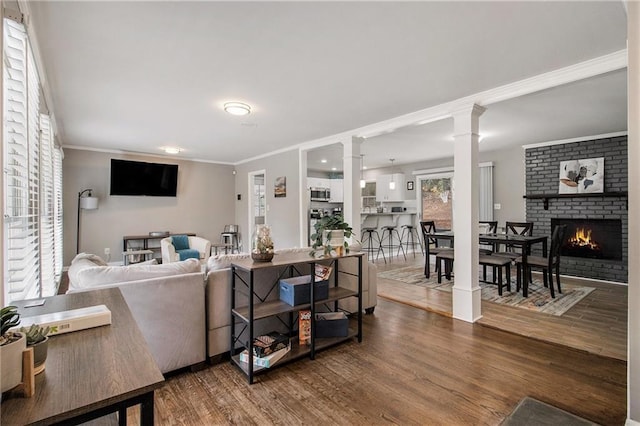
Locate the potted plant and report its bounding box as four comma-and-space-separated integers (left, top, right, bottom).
19, 324, 50, 375
1, 306, 26, 393
252, 224, 275, 262
310, 215, 354, 256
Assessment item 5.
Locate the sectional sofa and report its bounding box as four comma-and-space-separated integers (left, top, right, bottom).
67, 247, 377, 373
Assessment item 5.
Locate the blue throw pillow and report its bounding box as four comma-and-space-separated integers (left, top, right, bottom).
177, 249, 200, 261
172, 235, 190, 251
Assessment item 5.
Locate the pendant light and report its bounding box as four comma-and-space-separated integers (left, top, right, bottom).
389, 159, 396, 190
360, 154, 366, 188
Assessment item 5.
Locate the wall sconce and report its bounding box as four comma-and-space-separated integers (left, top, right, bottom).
77, 188, 99, 254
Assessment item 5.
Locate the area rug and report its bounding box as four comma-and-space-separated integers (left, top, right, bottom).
501, 397, 597, 426
378, 266, 595, 316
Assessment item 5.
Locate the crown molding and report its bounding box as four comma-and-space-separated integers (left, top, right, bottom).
521, 131, 628, 149
62, 145, 234, 166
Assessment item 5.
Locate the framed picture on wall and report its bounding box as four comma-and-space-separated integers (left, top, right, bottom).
274, 176, 286, 198
407, 181, 414, 191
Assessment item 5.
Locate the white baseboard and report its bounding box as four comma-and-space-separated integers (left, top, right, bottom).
626, 418, 640, 426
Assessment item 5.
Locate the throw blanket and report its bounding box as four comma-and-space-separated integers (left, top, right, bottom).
178, 249, 200, 261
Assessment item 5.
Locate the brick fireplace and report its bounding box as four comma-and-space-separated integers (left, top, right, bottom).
525, 135, 627, 283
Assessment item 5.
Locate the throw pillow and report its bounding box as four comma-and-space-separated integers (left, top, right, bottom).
172, 234, 190, 251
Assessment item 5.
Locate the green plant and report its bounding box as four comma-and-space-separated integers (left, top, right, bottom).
310, 215, 353, 255
20, 324, 50, 346
1, 306, 21, 346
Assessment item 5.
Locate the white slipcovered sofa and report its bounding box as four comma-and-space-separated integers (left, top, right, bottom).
205, 247, 377, 360
67, 254, 206, 374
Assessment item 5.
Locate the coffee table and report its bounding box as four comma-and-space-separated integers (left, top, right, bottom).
1, 287, 164, 425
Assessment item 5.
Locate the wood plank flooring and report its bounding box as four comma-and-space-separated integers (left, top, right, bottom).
126, 297, 626, 425
376, 254, 628, 360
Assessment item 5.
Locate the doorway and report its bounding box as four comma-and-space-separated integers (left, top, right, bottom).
248, 170, 266, 245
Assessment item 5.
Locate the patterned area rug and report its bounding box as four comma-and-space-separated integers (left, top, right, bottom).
378, 266, 595, 316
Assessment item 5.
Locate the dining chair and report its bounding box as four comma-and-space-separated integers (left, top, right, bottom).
420, 220, 453, 278
479, 221, 498, 282
493, 221, 534, 259
515, 224, 567, 298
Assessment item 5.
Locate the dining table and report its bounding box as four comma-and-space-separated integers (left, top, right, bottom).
425, 231, 548, 297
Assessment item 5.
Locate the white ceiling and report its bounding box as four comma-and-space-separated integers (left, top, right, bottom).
27, 1, 627, 170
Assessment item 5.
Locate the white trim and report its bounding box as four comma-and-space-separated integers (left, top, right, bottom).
626, 418, 640, 426
412, 162, 493, 176
522, 131, 628, 149
235, 143, 300, 165
62, 145, 235, 166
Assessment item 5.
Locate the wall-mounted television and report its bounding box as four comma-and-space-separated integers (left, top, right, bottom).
110, 159, 178, 197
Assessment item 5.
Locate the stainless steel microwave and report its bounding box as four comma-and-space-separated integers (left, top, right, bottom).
310, 187, 330, 201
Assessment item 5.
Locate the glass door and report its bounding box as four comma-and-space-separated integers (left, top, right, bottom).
417, 173, 453, 230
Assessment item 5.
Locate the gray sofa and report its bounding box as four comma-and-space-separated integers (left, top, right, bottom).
205, 247, 377, 360
67, 254, 206, 374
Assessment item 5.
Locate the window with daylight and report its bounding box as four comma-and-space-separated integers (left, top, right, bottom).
3, 17, 64, 303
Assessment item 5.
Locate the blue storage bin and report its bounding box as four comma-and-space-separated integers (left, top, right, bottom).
279, 275, 329, 306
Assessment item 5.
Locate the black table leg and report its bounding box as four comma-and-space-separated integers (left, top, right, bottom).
139, 391, 155, 426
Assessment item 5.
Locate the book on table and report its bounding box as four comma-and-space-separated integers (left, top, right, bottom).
240, 343, 291, 368
315, 264, 332, 281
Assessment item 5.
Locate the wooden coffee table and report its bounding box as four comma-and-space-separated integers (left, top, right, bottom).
1, 288, 164, 425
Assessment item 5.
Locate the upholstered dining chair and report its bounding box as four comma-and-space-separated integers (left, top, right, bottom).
420, 220, 453, 278
515, 224, 567, 298
161, 235, 211, 264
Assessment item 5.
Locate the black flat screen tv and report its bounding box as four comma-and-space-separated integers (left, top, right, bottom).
110, 159, 178, 196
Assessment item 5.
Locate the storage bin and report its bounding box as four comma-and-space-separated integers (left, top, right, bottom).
315, 312, 349, 338
279, 275, 329, 306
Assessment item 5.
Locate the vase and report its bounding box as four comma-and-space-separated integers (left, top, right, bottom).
32, 336, 49, 375
251, 252, 274, 262
323, 229, 345, 255
1, 332, 26, 393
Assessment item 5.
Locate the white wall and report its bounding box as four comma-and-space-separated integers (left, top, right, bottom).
234, 149, 302, 251
362, 145, 526, 225
63, 149, 236, 265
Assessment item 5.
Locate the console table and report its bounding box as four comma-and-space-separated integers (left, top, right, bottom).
1, 288, 164, 425
123, 232, 195, 263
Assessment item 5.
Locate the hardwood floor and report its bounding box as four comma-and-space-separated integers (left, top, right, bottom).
126, 297, 625, 425
376, 254, 628, 361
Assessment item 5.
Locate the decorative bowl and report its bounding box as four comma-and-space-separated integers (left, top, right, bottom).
251, 252, 274, 262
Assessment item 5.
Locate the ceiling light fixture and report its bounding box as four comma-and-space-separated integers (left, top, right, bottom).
224, 102, 251, 116
360, 154, 366, 189
389, 159, 396, 190
163, 147, 181, 155
321, 159, 328, 163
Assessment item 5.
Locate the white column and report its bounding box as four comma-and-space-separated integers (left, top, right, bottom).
451, 104, 485, 322
627, 2, 640, 423
342, 137, 363, 246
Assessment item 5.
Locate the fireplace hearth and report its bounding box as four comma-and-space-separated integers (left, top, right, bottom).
551, 218, 622, 261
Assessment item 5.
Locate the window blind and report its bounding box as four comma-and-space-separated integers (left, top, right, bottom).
3, 17, 61, 303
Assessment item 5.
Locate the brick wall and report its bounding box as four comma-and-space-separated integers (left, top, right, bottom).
525, 135, 627, 283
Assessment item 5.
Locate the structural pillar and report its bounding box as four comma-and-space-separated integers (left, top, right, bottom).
342, 137, 363, 246
451, 104, 485, 322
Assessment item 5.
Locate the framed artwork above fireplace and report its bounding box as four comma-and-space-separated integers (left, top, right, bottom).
558, 157, 604, 194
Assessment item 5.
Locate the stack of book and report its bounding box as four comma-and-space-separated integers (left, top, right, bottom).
240, 332, 291, 368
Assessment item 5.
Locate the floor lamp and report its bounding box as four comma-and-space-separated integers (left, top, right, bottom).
77, 189, 99, 254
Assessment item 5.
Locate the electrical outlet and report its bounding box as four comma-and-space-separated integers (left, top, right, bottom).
494, 203, 501, 210
104, 247, 110, 255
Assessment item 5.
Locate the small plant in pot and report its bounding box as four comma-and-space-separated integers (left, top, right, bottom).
19, 324, 50, 375
310, 215, 353, 256
1, 306, 26, 393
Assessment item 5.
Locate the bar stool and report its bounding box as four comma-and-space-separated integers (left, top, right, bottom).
361, 227, 386, 263
380, 225, 406, 261
220, 225, 240, 253
399, 224, 423, 258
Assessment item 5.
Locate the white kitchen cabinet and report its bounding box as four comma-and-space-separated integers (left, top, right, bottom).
329, 179, 343, 202
376, 174, 405, 202
307, 177, 330, 189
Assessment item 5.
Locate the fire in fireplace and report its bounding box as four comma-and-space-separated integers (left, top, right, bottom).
551, 218, 622, 261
